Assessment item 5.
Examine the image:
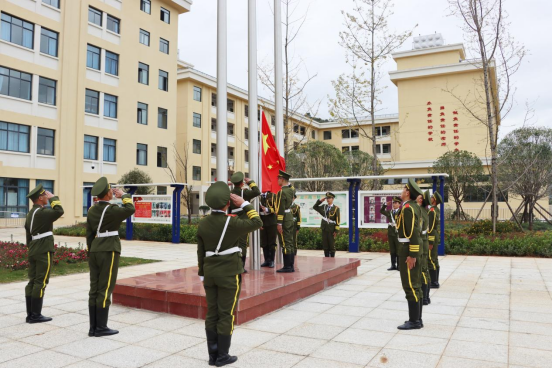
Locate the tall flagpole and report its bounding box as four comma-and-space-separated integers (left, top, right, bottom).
274, 0, 284, 265
216, 0, 228, 183
248, 0, 260, 271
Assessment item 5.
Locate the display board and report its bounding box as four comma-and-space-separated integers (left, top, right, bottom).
359, 190, 402, 229
295, 191, 349, 228
131, 195, 172, 224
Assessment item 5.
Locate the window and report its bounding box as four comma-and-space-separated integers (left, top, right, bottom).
342, 129, 359, 139
227, 123, 234, 136
37, 128, 54, 155
137, 102, 148, 124
104, 94, 117, 119
158, 108, 167, 129
85, 89, 99, 114
40, 27, 58, 57
88, 7, 102, 26
107, 15, 120, 34
300, 126, 306, 136
139, 29, 150, 46
227, 99, 234, 113
211, 118, 216, 131
0, 122, 29, 153
323, 131, 332, 140
245, 150, 249, 163
42, 0, 60, 8
159, 38, 169, 54
137, 144, 147, 165
103, 138, 116, 162
140, 0, 151, 14
138, 62, 149, 84
244, 127, 249, 140
193, 113, 201, 128
0, 66, 32, 100
311, 130, 315, 139
160, 7, 170, 24
86, 44, 101, 70
211, 143, 216, 156
157, 186, 167, 195
38, 77, 56, 106
83, 181, 94, 216
193, 86, 201, 101
0, 178, 29, 217
228, 147, 234, 159
293, 124, 299, 133
245, 105, 248, 117
192, 166, 201, 181
158, 70, 168, 91
1, 13, 34, 49
193, 139, 201, 154
352, 146, 359, 151
84, 135, 98, 160
211, 93, 216, 107
105, 51, 119, 76
351, 129, 359, 138
464, 186, 506, 202
271, 115, 275, 126
211, 169, 216, 182
157, 146, 167, 168
376, 126, 390, 136
342, 146, 350, 153
36, 180, 53, 194
376, 144, 391, 154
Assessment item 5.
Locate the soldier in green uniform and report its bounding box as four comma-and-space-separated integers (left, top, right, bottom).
197, 181, 262, 367
380, 196, 401, 270
313, 192, 340, 257
396, 178, 424, 330
24, 184, 64, 324
290, 194, 301, 256
275, 170, 296, 273
428, 191, 442, 289
86, 177, 135, 337
417, 191, 432, 305
260, 191, 278, 268
228, 172, 261, 272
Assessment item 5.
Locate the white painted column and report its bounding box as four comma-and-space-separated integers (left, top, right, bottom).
274, 0, 284, 264
216, 0, 228, 183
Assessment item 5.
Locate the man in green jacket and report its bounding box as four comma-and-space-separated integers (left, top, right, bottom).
417, 191, 432, 305
313, 192, 340, 257
260, 191, 277, 268
380, 196, 401, 270
275, 170, 296, 272
24, 184, 64, 323
197, 181, 262, 367
86, 177, 135, 337
228, 172, 261, 272
396, 178, 424, 330
428, 192, 442, 289
290, 194, 301, 256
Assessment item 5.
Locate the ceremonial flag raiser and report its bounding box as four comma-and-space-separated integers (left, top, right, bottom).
260, 111, 286, 193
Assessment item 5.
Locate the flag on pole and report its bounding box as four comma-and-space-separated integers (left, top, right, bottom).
260, 111, 285, 193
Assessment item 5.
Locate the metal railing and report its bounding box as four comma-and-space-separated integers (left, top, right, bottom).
0, 211, 26, 228
462, 208, 552, 221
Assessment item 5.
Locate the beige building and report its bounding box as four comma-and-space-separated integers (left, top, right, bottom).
0, 0, 191, 225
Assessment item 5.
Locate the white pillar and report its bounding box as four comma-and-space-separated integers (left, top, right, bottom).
274, 0, 284, 154
216, 0, 228, 183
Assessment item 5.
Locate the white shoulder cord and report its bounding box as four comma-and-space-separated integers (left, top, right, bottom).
96, 205, 110, 237
30, 208, 41, 235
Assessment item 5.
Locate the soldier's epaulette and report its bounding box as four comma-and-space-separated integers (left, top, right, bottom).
404, 204, 410, 208
227, 214, 237, 217
430, 208, 434, 212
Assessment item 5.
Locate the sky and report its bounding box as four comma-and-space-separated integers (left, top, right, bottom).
177, 0, 552, 138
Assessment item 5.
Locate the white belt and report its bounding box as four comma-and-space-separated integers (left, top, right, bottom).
97, 231, 119, 238
323, 217, 336, 224
422, 230, 428, 235
259, 211, 270, 216
284, 209, 291, 213
398, 237, 410, 243
231, 208, 243, 214
388, 223, 395, 227
32, 231, 53, 241
206, 246, 242, 257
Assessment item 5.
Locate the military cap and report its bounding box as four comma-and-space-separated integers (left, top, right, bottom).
405, 178, 423, 198
206, 181, 231, 209
392, 196, 402, 203
423, 190, 432, 207
230, 171, 244, 185
27, 184, 45, 201
278, 170, 291, 180
91, 177, 111, 198
325, 192, 336, 199
433, 191, 443, 205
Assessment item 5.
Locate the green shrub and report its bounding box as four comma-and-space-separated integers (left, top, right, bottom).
465, 220, 519, 235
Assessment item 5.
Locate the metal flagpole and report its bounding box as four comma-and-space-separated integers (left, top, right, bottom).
274, 0, 284, 265
216, 0, 228, 183
248, 0, 260, 271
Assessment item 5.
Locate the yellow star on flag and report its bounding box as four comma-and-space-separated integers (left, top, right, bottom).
262, 134, 270, 155
267, 164, 273, 169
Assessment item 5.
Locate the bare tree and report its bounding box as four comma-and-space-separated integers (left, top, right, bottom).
165, 143, 194, 225
446, 0, 526, 233
329, 0, 415, 189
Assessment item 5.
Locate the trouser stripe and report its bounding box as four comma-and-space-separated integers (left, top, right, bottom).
230, 275, 240, 334
103, 252, 115, 308
407, 267, 418, 302
40, 253, 51, 298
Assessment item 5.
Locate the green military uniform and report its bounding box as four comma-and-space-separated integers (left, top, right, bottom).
260, 192, 277, 267
380, 196, 401, 270
290, 197, 301, 255
428, 192, 442, 288
275, 170, 296, 272
86, 177, 135, 337
396, 178, 424, 330
24, 184, 64, 324
198, 181, 262, 366
228, 172, 261, 271
420, 191, 431, 305
313, 192, 340, 257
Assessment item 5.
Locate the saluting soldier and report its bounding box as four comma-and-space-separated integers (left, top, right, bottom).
380, 196, 402, 271
259, 191, 278, 268
228, 172, 261, 272
275, 170, 296, 273
197, 181, 262, 367
86, 178, 135, 337
24, 184, 64, 323
290, 194, 301, 256
417, 191, 432, 305
396, 178, 424, 330
428, 191, 442, 289
313, 192, 340, 258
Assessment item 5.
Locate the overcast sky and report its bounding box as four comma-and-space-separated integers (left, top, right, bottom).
178, 0, 551, 137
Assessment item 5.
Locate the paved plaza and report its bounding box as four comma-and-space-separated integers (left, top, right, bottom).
0, 228, 551, 368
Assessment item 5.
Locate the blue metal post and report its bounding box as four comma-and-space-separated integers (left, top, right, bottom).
125, 186, 137, 241
171, 184, 185, 244
439, 176, 445, 256
347, 178, 361, 253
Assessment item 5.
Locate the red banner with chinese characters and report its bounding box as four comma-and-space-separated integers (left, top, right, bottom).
134, 202, 152, 218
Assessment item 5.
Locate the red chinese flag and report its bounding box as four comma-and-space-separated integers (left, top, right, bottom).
261, 111, 285, 193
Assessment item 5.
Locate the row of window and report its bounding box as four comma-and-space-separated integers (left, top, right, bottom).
138, 63, 169, 91
0, 122, 55, 155
140, 0, 171, 24
0, 178, 53, 217
0, 66, 57, 105
88, 7, 120, 34
83, 135, 167, 168
139, 29, 170, 54
86, 44, 119, 75
1, 12, 59, 57
341, 144, 391, 154
322, 126, 392, 141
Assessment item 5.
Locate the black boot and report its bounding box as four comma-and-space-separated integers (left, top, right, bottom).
25, 296, 32, 323
206, 329, 218, 366
260, 260, 270, 267
215, 334, 237, 367
419, 300, 424, 327
88, 306, 96, 337
330, 251, 335, 257
94, 306, 118, 337
324, 250, 329, 257
422, 283, 430, 305
430, 268, 440, 289
277, 254, 293, 273
241, 255, 248, 273
29, 298, 52, 324
387, 254, 397, 271
397, 301, 422, 330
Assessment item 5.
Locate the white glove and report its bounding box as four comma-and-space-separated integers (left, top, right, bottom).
199, 276, 204, 282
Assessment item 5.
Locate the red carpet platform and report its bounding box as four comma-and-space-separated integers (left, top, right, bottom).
113, 256, 360, 325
